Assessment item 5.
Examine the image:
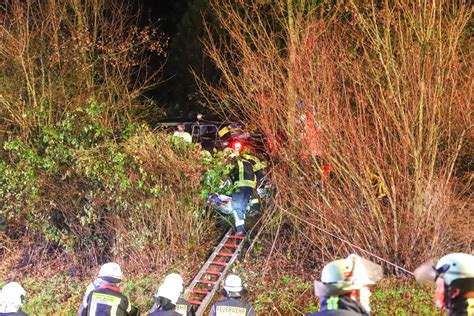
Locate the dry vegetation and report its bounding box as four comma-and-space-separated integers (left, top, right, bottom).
0, 0, 166, 140
0, 0, 472, 314
200, 0, 473, 270
0, 0, 214, 278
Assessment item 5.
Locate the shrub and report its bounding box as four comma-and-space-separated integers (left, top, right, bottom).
200, 0, 473, 269
0, 100, 216, 271
0, 0, 166, 140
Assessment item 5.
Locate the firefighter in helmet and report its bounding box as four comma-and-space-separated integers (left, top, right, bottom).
210, 274, 255, 316
218, 123, 249, 142
78, 262, 139, 316
148, 273, 194, 316
223, 144, 256, 236
309, 254, 383, 315
414, 253, 474, 316
235, 143, 267, 214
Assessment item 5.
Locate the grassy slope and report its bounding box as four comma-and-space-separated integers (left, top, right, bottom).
4, 269, 440, 315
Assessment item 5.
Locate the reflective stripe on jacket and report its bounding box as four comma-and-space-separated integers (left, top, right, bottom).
86, 287, 135, 316
231, 159, 256, 189
210, 298, 255, 316
242, 154, 266, 173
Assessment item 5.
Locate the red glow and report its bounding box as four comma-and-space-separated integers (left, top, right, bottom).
232, 141, 242, 151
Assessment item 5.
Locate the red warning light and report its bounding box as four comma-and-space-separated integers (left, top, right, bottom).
232, 141, 242, 151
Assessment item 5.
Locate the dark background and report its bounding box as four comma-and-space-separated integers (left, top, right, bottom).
137, 0, 217, 118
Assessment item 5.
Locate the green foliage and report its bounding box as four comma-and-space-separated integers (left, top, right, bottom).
371, 281, 442, 316
200, 151, 236, 200
250, 274, 314, 314
18, 275, 85, 315
0, 99, 215, 262
0, 0, 167, 140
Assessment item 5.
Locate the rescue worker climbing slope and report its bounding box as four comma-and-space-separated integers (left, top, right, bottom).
241, 149, 266, 214
309, 254, 383, 315
224, 148, 256, 235
209, 274, 255, 316
78, 262, 139, 316
0, 282, 28, 316
415, 253, 474, 316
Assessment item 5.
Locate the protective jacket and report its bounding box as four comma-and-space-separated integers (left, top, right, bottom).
82, 285, 138, 316
242, 154, 266, 183
149, 297, 195, 316
445, 278, 474, 316
229, 159, 256, 189
307, 295, 367, 316
209, 297, 255, 316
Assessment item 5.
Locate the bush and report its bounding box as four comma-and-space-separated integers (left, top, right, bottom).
0, 0, 166, 140
0, 100, 216, 272
201, 0, 473, 269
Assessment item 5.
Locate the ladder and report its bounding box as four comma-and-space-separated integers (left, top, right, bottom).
183, 228, 246, 315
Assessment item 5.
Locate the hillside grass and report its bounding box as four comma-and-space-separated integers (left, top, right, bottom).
1, 272, 439, 315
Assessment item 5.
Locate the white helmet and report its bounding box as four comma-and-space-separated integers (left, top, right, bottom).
98, 262, 123, 283
415, 253, 474, 286
162, 273, 184, 294
0, 282, 26, 313
155, 273, 184, 305
223, 274, 243, 293
315, 254, 383, 297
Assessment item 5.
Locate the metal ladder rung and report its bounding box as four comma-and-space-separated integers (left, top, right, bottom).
223, 243, 239, 248
184, 228, 247, 315
191, 289, 209, 295
204, 270, 221, 276
197, 279, 216, 285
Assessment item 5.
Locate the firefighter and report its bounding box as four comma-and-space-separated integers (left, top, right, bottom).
78, 262, 139, 316
309, 254, 383, 315
149, 273, 194, 316
241, 149, 267, 214
0, 282, 28, 316
224, 147, 256, 236
414, 253, 474, 316
209, 274, 255, 316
